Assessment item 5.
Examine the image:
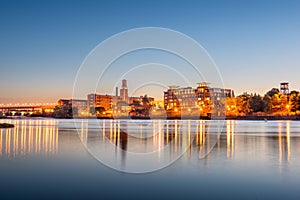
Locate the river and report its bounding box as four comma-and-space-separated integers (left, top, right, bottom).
0, 118, 300, 199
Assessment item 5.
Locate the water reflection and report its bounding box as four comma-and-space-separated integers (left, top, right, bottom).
0, 119, 299, 171
226, 120, 235, 159
76, 119, 220, 172
278, 121, 291, 163
0, 119, 58, 158
79, 120, 212, 155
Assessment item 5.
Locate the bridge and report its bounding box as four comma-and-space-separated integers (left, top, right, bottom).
0, 103, 57, 116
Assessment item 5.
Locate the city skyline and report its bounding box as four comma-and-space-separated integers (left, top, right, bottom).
0, 79, 297, 105
1, 0, 300, 103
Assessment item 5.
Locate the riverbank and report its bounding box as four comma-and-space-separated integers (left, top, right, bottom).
2, 115, 300, 121
96, 115, 300, 120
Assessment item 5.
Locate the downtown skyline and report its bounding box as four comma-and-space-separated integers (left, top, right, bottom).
1, 0, 300, 104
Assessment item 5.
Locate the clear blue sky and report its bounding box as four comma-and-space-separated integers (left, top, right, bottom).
1, 0, 299, 103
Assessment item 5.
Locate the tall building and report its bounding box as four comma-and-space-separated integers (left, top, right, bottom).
120, 79, 128, 103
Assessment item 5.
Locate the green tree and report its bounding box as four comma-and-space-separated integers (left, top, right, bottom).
266, 88, 280, 97
132, 100, 141, 106
289, 91, 300, 114
249, 94, 264, 113
263, 88, 280, 114
53, 104, 73, 118
142, 95, 150, 106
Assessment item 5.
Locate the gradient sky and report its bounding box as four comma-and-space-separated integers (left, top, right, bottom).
1, 0, 300, 103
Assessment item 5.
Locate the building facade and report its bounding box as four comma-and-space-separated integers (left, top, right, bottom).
164, 82, 234, 117
87, 94, 112, 113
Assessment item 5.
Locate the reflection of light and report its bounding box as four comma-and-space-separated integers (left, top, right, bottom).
188, 121, 191, 148
278, 123, 282, 163
231, 121, 234, 157
166, 121, 169, 144
117, 120, 120, 147
286, 121, 290, 161
158, 121, 162, 159
6, 130, 11, 157
110, 120, 112, 141
0, 119, 59, 157
140, 124, 143, 144
175, 120, 178, 153
198, 120, 205, 155
0, 129, 2, 156
102, 120, 105, 140
226, 120, 231, 158
114, 121, 117, 144
200, 121, 203, 145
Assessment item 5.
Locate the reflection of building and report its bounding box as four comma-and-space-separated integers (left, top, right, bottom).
0, 120, 58, 157
120, 79, 128, 103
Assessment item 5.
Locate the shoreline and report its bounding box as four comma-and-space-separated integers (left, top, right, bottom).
2, 116, 300, 121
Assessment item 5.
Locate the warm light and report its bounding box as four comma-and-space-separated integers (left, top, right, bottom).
174, 108, 178, 112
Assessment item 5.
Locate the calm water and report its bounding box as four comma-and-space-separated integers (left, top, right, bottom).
1, 119, 300, 199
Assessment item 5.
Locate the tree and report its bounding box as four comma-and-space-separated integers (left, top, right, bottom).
236, 93, 251, 115
263, 88, 280, 114
132, 100, 141, 107
264, 93, 287, 114
226, 97, 237, 116
53, 104, 73, 118
142, 95, 150, 106
249, 94, 264, 113
266, 88, 280, 97
289, 91, 300, 114
95, 106, 106, 116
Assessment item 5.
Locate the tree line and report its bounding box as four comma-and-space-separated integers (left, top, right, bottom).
226, 88, 300, 116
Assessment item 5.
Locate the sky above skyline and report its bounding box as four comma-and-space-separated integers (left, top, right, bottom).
1, 0, 300, 103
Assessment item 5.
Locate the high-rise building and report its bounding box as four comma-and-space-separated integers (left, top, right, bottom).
120, 79, 128, 103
